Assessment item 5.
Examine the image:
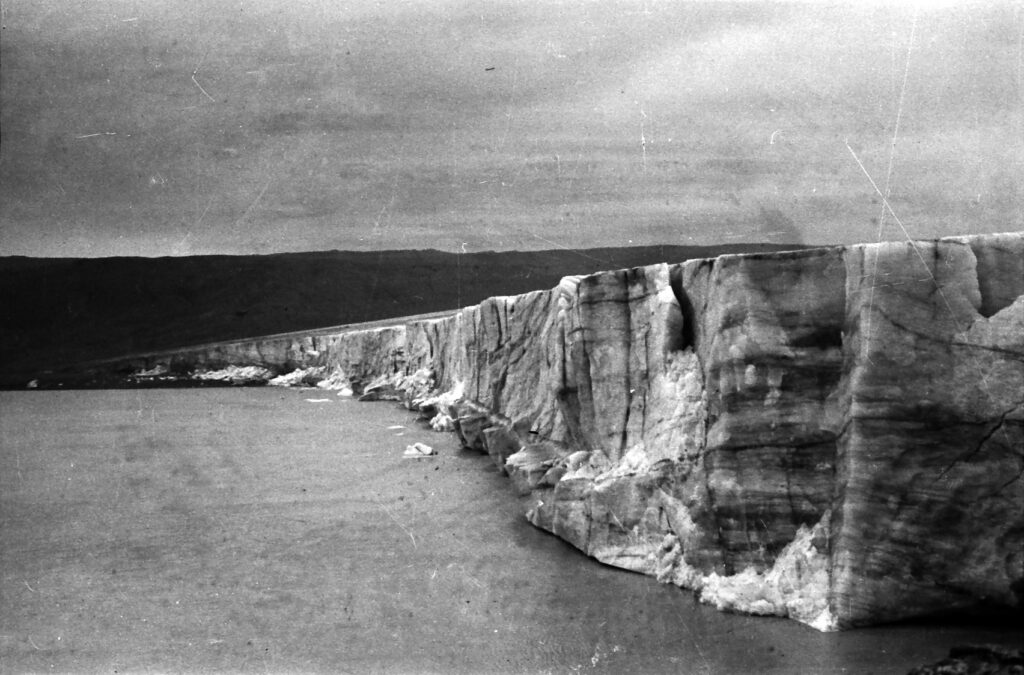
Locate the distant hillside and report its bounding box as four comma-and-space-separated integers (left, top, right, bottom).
0, 244, 806, 386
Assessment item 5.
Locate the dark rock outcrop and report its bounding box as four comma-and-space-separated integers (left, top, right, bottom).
908, 644, 1024, 675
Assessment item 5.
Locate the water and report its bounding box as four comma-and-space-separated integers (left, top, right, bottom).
1, 389, 1019, 674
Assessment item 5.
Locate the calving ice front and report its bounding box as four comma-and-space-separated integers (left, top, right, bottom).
112, 232, 1023, 630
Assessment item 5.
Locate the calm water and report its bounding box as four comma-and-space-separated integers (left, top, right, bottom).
1, 389, 1019, 674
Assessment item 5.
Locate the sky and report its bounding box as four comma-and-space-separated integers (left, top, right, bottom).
1, 0, 1021, 257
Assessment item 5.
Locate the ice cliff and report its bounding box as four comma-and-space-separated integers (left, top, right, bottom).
116, 233, 1024, 630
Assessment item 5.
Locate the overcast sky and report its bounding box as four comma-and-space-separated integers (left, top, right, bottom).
1, 0, 1021, 257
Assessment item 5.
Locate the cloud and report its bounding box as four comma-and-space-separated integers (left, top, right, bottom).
1, 0, 1020, 256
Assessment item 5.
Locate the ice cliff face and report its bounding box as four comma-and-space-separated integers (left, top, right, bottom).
117, 233, 1024, 630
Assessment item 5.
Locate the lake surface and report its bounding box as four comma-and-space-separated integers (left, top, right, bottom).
1, 389, 1019, 674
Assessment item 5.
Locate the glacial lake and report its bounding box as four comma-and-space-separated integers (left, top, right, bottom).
1, 389, 1019, 673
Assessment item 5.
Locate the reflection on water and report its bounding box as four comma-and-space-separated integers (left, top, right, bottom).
0, 389, 1019, 674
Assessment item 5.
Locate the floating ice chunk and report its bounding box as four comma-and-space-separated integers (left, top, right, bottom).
403, 442, 436, 458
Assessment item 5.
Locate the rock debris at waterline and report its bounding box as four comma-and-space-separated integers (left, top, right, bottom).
75, 233, 1024, 631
